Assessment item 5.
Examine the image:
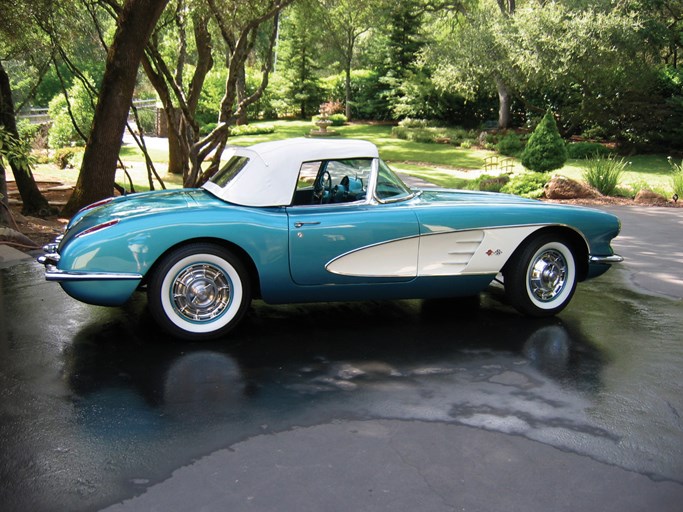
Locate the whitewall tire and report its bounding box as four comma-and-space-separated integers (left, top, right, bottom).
148, 243, 251, 340
504, 235, 577, 317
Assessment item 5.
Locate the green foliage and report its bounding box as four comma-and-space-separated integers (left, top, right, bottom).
496, 133, 524, 157
427, 1, 657, 139
566, 142, 612, 159
16, 119, 41, 143
229, 124, 276, 137
398, 118, 440, 128
388, 70, 472, 123
391, 124, 476, 146
134, 107, 157, 136
0, 127, 35, 174
47, 76, 95, 149
668, 157, 683, 198
521, 111, 568, 172
582, 155, 628, 196
279, 2, 326, 118
252, 72, 296, 120
500, 172, 549, 198
311, 113, 347, 127
53, 147, 83, 169
612, 67, 683, 152
196, 68, 225, 126
385, 1, 424, 78
476, 174, 510, 192
327, 70, 390, 120
196, 69, 292, 128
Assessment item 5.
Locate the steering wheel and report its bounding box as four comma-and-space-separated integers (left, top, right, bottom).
313, 170, 332, 204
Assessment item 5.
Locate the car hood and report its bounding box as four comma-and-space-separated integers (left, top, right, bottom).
416, 188, 539, 205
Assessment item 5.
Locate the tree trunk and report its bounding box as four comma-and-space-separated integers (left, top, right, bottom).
0, 160, 9, 226
496, 77, 511, 129
236, 64, 248, 126
345, 65, 352, 120
0, 61, 51, 217
166, 107, 187, 175
63, 0, 170, 217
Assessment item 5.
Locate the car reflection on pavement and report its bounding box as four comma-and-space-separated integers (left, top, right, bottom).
63, 297, 605, 436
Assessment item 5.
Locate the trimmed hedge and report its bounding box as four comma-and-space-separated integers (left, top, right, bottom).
566, 141, 612, 159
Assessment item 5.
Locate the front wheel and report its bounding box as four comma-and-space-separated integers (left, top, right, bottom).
147, 244, 251, 340
504, 235, 577, 317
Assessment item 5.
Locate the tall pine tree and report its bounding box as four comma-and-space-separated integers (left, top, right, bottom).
280, 3, 324, 118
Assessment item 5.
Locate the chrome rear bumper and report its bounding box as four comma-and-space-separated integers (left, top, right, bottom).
41, 263, 143, 282
38, 238, 142, 282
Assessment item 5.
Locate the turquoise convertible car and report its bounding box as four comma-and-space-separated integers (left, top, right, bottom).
39, 138, 622, 340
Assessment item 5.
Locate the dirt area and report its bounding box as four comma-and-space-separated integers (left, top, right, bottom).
5, 181, 71, 248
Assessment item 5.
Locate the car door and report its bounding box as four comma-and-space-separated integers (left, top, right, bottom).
287, 203, 420, 285
286, 158, 420, 286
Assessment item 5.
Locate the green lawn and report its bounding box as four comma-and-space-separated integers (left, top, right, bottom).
228, 120, 678, 194
560, 154, 677, 195
33, 119, 679, 195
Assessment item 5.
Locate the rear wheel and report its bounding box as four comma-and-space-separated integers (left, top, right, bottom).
504, 235, 577, 317
148, 243, 251, 340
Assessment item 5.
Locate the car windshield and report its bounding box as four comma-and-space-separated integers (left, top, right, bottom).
210, 156, 250, 187
375, 159, 413, 202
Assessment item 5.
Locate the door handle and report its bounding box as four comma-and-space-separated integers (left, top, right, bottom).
294, 221, 321, 228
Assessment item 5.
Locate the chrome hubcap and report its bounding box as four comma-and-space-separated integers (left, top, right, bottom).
529, 249, 567, 302
172, 264, 231, 321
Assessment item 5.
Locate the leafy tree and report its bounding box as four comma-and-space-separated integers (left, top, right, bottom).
0, 1, 55, 217
328, 69, 390, 119
315, 0, 381, 120
47, 73, 96, 148
508, 3, 655, 136
64, 0, 171, 215
142, 0, 214, 177
426, 1, 515, 128
521, 110, 567, 173
187, 0, 294, 185
427, 1, 653, 131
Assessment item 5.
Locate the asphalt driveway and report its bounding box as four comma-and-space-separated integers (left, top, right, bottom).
1, 204, 682, 512
601, 205, 683, 299
97, 205, 683, 512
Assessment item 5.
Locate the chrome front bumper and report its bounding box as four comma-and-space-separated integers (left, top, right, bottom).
589, 254, 624, 264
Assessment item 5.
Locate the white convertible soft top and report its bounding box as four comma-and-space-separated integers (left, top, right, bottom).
202, 137, 380, 207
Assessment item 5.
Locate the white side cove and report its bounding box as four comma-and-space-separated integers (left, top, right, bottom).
325, 237, 420, 278
326, 226, 543, 278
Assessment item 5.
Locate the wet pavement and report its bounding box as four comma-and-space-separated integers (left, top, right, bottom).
1, 206, 683, 511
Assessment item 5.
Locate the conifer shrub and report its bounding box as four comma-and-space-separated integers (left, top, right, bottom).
521, 110, 568, 172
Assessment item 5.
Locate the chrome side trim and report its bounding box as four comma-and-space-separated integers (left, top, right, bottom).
43, 264, 143, 282
589, 254, 624, 264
